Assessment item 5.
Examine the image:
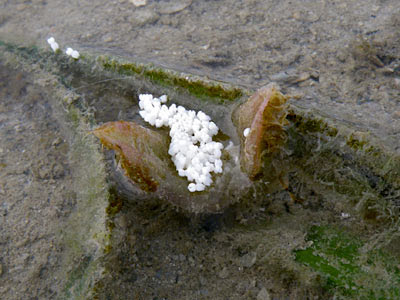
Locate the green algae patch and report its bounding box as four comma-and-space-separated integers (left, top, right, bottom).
346, 133, 369, 150
286, 111, 338, 137
105, 186, 123, 217
62, 256, 97, 299
295, 226, 400, 299
97, 55, 243, 103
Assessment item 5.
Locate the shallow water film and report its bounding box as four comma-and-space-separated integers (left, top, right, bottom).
1, 1, 400, 299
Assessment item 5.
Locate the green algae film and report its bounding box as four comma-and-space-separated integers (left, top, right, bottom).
98, 56, 243, 103
295, 226, 400, 299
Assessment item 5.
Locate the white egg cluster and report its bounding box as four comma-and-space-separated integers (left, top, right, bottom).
46, 37, 80, 59
138, 94, 224, 192
47, 37, 59, 52
65, 47, 80, 59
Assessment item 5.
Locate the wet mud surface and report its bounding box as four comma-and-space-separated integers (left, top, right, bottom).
0, 64, 75, 298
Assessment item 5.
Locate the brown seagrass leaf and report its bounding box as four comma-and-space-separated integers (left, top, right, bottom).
233, 84, 288, 179
92, 121, 170, 192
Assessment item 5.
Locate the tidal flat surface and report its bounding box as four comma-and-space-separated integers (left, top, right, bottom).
1, 1, 400, 299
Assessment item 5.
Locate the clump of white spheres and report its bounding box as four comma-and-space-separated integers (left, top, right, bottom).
46, 37, 79, 59
138, 94, 224, 192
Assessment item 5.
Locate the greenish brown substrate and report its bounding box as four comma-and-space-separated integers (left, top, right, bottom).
281, 109, 400, 298
285, 109, 400, 221
61, 109, 112, 299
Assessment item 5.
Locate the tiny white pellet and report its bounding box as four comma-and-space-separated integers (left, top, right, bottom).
243, 128, 251, 137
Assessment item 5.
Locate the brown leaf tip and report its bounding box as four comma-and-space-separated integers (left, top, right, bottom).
234, 84, 288, 179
